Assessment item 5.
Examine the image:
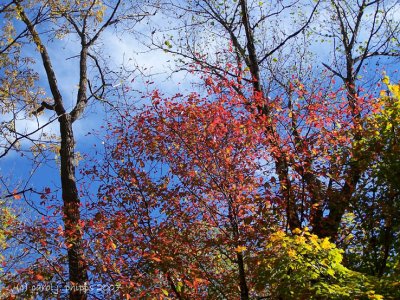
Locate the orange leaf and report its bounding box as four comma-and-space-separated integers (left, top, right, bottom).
13, 190, 22, 200
151, 256, 161, 262
35, 274, 44, 281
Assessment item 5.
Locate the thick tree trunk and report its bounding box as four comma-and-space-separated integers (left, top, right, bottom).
239, 0, 262, 93
276, 157, 301, 231
313, 173, 359, 238
59, 114, 88, 300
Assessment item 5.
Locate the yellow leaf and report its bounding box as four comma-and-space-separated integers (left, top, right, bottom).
382, 75, 390, 85
382, 75, 400, 100
110, 242, 117, 250
388, 84, 400, 100
287, 249, 297, 258
292, 228, 302, 235
321, 238, 332, 250
235, 246, 247, 252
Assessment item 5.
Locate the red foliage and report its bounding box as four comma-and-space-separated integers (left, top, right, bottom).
84, 71, 377, 298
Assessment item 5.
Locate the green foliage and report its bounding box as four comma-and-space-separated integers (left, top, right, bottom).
338, 77, 400, 291
255, 229, 399, 299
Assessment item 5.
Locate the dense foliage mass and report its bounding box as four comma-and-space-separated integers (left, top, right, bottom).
83, 74, 400, 299
0, 0, 399, 299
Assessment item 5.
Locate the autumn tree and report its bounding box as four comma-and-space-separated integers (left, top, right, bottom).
0, 1, 156, 299
149, 0, 317, 243
150, 0, 400, 240
310, 0, 400, 238
87, 78, 278, 299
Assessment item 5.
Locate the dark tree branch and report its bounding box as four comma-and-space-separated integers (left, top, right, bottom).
16, 2, 66, 117
32, 101, 56, 115
87, 0, 122, 46
322, 62, 345, 80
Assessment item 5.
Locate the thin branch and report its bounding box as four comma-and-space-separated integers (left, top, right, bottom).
322, 63, 345, 80
0, 1, 13, 14
2, 187, 45, 200
258, 0, 320, 65
0, 27, 29, 54
87, 0, 122, 46
0, 116, 61, 159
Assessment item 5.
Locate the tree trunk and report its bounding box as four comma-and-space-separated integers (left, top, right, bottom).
236, 252, 249, 300
228, 200, 249, 300
59, 114, 88, 300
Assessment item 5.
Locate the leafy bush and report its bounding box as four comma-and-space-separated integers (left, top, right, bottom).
255, 228, 399, 299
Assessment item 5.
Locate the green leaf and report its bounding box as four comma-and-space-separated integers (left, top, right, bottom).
176, 281, 183, 293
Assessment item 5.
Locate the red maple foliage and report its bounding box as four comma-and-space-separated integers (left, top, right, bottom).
85, 70, 379, 298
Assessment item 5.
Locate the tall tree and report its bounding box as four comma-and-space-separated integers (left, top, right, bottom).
0, 1, 155, 299
311, 0, 400, 238
88, 80, 276, 299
